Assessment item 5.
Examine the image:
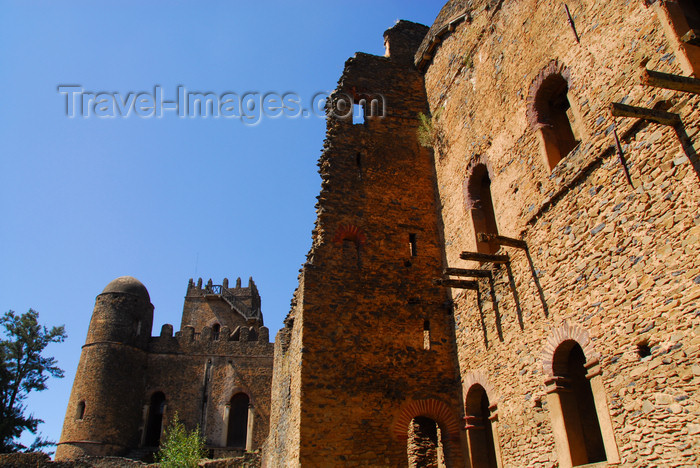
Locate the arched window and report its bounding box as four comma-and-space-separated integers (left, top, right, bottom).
533, 74, 579, 170
212, 323, 220, 341
465, 385, 499, 468
145, 392, 166, 446
655, 0, 700, 75
466, 164, 499, 254
75, 400, 86, 420
552, 341, 606, 466
407, 416, 444, 468
227, 393, 249, 448
543, 323, 620, 467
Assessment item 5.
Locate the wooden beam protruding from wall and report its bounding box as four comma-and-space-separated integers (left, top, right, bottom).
641, 69, 700, 95
460, 251, 510, 264
477, 233, 528, 249
610, 102, 681, 126
443, 268, 492, 278
433, 278, 479, 290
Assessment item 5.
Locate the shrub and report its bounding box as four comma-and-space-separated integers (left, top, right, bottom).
417, 108, 442, 149
155, 413, 206, 468
462, 52, 473, 69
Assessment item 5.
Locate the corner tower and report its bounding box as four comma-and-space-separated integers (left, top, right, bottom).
265, 21, 466, 466
56, 276, 153, 460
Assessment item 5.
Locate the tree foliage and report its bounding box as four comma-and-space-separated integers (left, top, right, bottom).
156, 412, 207, 468
0, 309, 66, 453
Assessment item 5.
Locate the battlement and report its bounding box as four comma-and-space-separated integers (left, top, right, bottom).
148, 322, 272, 355
183, 276, 263, 328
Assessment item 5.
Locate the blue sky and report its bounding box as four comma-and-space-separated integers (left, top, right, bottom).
0, 0, 442, 450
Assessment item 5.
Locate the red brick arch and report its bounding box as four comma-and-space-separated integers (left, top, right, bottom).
541, 321, 600, 377
332, 224, 367, 246
463, 371, 499, 408
392, 399, 462, 441
526, 60, 573, 130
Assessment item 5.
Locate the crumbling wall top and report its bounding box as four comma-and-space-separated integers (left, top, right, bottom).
383, 20, 429, 66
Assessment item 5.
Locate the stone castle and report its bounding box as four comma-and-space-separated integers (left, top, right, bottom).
54, 0, 700, 466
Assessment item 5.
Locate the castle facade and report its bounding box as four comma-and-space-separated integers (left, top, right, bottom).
58, 1, 700, 466
55, 277, 273, 461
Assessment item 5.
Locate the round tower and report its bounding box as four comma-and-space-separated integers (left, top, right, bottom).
56, 276, 153, 460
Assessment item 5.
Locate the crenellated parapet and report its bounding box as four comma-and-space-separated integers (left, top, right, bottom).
185, 277, 263, 324
148, 322, 272, 355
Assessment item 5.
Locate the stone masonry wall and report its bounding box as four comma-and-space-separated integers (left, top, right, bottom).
143, 342, 273, 452
423, 0, 700, 466
265, 21, 467, 468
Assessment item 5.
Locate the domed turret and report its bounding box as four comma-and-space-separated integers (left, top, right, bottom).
102, 276, 151, 300
85, 276, 154, 348
56, 276, 153, 460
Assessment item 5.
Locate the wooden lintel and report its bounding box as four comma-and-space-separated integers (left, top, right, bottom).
443, 268, 492, 278
610, 102, 680, 126
433, 278, 479, 290
641, 69, 700, 95
476, 232, 528, 249
460, 251, 510, 264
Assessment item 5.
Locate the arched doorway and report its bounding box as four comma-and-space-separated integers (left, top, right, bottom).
465, 384, 498, 468
226, 393, 249, 448
407, 416, 444, 468
145, 392, 166, 446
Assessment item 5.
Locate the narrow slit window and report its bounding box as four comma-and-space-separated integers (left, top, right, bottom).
76, 400, 86, 420
212, 323, 221, 341
423, 320, 430, 350
409, 234, 418, 257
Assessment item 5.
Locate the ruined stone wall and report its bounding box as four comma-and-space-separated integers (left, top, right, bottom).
265, 21, 466, 468
262, 296, 303, 466
423, 0, 700, 466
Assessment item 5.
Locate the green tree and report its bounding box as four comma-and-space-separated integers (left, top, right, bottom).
156, 412, 207, 468
0, 309, 66, 453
